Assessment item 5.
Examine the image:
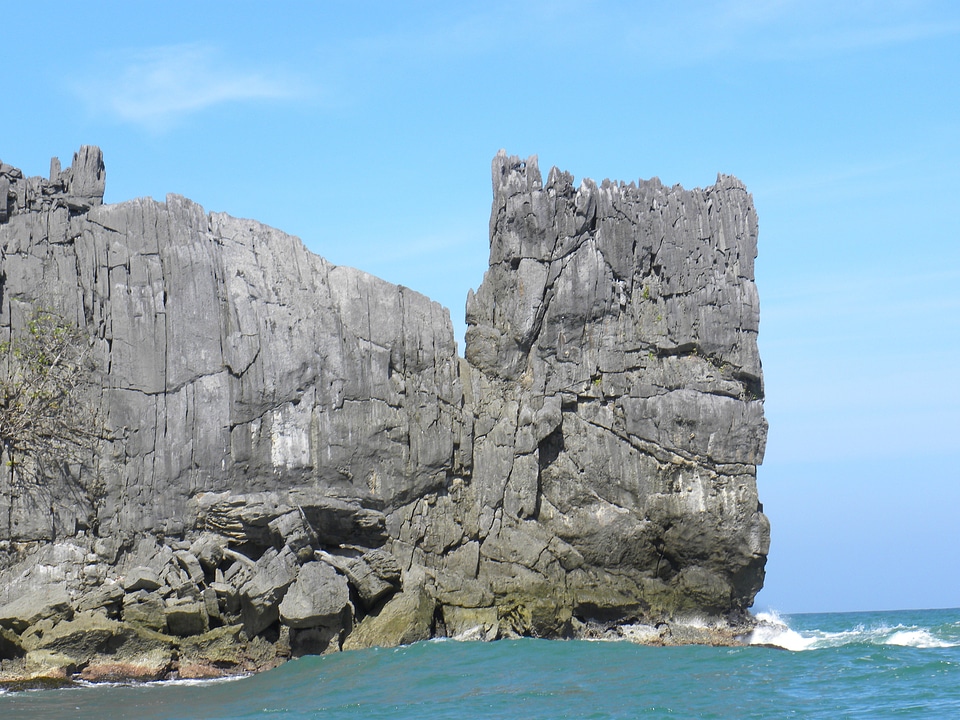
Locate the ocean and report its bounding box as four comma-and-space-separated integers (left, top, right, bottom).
2, 607, 958, 719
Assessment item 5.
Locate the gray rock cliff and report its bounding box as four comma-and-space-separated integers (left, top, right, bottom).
0, 147, 768, 682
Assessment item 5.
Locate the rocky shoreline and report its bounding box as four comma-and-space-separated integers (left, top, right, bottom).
0, 491, 759, 688
0, 148, 769, 686
0, 612, 759, 691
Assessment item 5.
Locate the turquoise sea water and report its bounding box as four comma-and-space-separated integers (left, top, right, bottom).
2, 608, 958, 719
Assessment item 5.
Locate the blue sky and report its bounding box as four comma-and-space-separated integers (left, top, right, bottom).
4, 1, 958, 613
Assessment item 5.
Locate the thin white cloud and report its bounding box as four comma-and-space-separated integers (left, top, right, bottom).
753, 158, 910, 201
617, 0, 960, 65
773, 18, 960, 58
78, 44, 303, 130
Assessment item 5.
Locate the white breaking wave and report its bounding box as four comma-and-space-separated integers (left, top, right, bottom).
748, 611, 959, 651
885, 629, 957, 649
672, 614, 710, 629
748, 611, 818, 651
74, 674, 247, 689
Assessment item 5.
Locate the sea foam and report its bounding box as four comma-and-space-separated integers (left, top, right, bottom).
885, 629, 957, 648
748, 611, 817, 651
749, 611, 960, 651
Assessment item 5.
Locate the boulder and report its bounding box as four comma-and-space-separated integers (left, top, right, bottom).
124, 566, 162, 593
177, 624, 247, 677
289, 626, 341, 656
279, 561, 350, 630
343, 574, 434, 650
75, 582, 124, 614
441, 606, 500, 641
174, 550, 205, 585
0, 587, 72, 633
210, 581, 241, 615
122, 591, 167, 631
340, 549, 402, 606
269, 510, 318, 562
165, 599, 208, 637
201, 587, 221, 623
19, 650, 79, 681
79, 651, 171, 682
32, 610, 174, 671
240, 547, 299, 635
189, 533, 225, 571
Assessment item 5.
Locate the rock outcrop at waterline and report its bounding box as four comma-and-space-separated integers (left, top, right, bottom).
0, 147, 768, 683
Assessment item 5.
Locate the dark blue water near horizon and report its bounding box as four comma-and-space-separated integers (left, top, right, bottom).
2, 607, 958, 719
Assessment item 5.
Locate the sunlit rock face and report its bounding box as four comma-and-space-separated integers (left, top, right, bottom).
453, 152, 768, 629
0, 147, 767, 679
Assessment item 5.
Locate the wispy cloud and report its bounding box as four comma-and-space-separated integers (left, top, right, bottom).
617, 0, 960, 66
752, 158, 911, 202
77, 44, 304, 131
766, 17, 960, 59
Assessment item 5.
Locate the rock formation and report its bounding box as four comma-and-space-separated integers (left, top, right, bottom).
0, 147, 768, 684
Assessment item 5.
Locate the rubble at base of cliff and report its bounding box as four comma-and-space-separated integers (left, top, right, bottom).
0, 491, 760, 687
0, 147, 769, 684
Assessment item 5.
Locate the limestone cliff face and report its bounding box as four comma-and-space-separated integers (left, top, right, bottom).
453, 153, 768, 629
0, 148, 460, 540
0, 147, 767, 679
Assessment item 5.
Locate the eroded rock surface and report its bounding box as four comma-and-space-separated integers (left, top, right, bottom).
0, 147, 768, 684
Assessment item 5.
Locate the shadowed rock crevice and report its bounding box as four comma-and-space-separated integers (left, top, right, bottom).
0, 147, 768, 684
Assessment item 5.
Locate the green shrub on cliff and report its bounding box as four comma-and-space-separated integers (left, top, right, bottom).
0, 309, 101, 484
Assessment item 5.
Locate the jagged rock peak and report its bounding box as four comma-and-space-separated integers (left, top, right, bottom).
469, 150, 762, 390
0, 146, 105, 222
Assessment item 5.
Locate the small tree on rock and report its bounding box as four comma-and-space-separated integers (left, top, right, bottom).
0, 309, 102, 486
